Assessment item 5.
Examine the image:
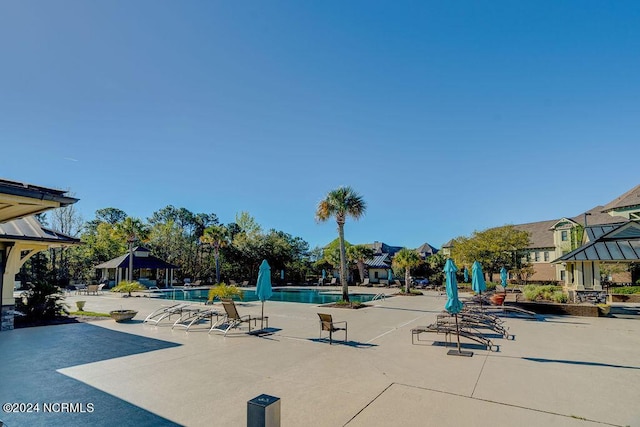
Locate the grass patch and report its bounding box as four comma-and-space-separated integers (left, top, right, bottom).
68, 311, 111, 317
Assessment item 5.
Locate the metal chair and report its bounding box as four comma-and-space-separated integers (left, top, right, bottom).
317, 313, 347, 345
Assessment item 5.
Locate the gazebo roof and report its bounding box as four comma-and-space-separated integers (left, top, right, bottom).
95, 247, 179, 270
555, 221, 640, 262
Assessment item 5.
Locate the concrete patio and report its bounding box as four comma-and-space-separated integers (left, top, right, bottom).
2, 288, 639, 426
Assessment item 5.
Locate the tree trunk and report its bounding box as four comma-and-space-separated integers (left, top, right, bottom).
357, 261, 366, 284
337, 221, 349, 302
405, 268, 411, 294
214, 248, 220, 284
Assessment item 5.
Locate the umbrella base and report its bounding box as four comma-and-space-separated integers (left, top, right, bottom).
447, 349, 473, 357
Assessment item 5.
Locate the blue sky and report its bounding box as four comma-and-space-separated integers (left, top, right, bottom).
1, 1, 639, 250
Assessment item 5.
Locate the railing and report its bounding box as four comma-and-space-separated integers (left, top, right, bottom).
372, 293, 386, 301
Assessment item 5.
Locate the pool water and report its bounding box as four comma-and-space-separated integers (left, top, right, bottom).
154, 287, 380, 304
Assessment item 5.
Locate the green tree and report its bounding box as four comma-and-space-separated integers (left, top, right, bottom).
451, 225, 530, 282
200, 224, 229, 284
315, 186, 366, 301
347, 245, 374, 284
426, 252, 447, 287
392, 248, 422, 293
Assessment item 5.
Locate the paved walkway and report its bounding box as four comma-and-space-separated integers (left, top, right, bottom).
2, 288, 640, 426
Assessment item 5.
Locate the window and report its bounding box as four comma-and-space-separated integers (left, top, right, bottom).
534, 252, 540, 262
561, 230, 568, 241
544, 251, 549, 262
560, 270, 565, 281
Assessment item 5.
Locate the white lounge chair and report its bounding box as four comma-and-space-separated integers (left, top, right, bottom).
143, 303, 192, 325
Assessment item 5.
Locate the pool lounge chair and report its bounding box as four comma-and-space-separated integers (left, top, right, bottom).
172, 307, 221, 331
143, 303, 192, 325
411, 322, 497, 351
209, 299, 259, 336
317, 313, 347, 345
328, 278, 338, 286
361, 278, 370, 286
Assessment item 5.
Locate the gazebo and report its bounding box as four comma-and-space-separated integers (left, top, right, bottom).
95, 246, 179, 288
555, 220, 640, 291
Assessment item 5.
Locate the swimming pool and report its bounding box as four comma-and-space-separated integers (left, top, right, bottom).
153, 287, 381, 304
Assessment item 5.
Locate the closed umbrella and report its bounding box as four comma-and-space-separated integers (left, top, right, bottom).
471, 261, 486, 308
387, 269, 393, 283
463, 267, 469, 283
500, 267, 508, 292
256, 260, 273, 330
280, 269, 285, 283
444, 258, 472, 357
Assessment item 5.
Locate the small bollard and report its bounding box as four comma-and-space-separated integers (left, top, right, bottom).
247, 394, 280, 427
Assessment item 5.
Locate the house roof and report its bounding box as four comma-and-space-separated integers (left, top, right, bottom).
442, 239, 455, 248
95, 247, 179, 270
415, 242, 438, 256
0, 216, 80, 246
601, 184, 640, 213
556, 221, 640, 262
0, 178, 79, 223
514, 204, 627, 250
513, 219, 558, 249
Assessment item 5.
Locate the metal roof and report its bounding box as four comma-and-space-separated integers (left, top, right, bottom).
585, 223, 626, 241
0, 216, 80, 245
556, 221, 640, 262
365, 254, 391, 268
0, 178, 79, 223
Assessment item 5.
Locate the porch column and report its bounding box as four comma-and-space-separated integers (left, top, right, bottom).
1, 243, 46, 331
1, 244, 14, 331
575, 262, 586, 290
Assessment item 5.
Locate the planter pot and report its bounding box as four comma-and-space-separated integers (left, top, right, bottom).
490, 294, 506, 305
76, 301, 86, 311
109, 310, 138, 322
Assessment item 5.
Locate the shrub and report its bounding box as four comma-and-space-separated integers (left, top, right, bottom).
208, 283, 243, 302
111, 281, 146, 297
611, 286, 640, 295
485, 282, 497, 291
523, 285, 566, 302
552, 291, 568, 303
15, 280, 68, 322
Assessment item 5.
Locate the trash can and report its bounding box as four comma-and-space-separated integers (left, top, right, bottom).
247, 394, 280, 427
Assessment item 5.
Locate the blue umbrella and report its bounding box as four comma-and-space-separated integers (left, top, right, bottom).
444, 259, 463, 314
444, 258, 471, 357
322, 269, 326, 280
471, 261, 486, 308
256, 260, 273, 329
463, 267, 469, 283
387, 269, 393, 283
280, 269, 285, 282
500, 267, 508, 291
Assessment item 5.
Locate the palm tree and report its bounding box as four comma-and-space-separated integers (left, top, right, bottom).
347, 245, 374, 284
392, 248, 422, 294
200, 224, 229, 284
316, 186, 366, 302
